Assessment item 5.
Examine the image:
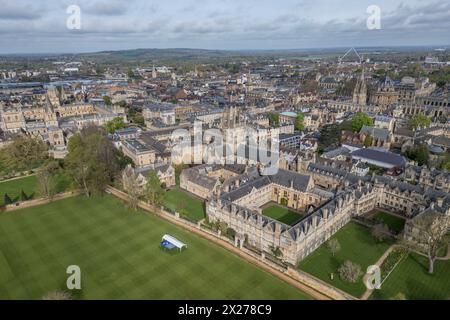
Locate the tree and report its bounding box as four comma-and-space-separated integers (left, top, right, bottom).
338, 260, 362, 283
4, 193, 13, 205
438, 153, 450, 171
351, 112, 374, 132
103, 95, 112, 106
372, 223, 390, 242
327, 238, 341, 257
405, 213, 449, 274
20, 190, 29, 201
121, 165, 143, 211
405, 144, 429, 166
37, 160, 60, 199
364, 135, 373, 148
318, 124, 341, 151
267, 113, 280, 126
295, 113, 305, 131
145, 171, 164, 206
0, 135, 48, 172
65, 126, 120, 197
408, 114, 431, 130
105, 117, 126, 134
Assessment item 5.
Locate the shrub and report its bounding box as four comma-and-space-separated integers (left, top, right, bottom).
338, 260, 362, 283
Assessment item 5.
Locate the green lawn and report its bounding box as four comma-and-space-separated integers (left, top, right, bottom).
298, 222, 393, 298
163, 188, 205, 222
262, 204, 304, 225
372, 212, 406, 233
0, 195, 310, 299
371, 253, 450, 300
0, 176, 39, 205
0, 173, 73, 206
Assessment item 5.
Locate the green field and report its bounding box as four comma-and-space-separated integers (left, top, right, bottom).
0, 174, 72, 206
299, 222, 393, 298
372, 212, 406, 233
0, 195, 310, 299
262, 204, 304, 225
371, 253, 450, 300
163, 188, 205, 222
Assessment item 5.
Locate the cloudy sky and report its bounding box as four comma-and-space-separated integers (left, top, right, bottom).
0, 0, 449, 54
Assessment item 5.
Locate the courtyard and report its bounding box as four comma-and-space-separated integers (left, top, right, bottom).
0, 195, 310, 299
369, 211, 406, 234
261, 203, 305, 226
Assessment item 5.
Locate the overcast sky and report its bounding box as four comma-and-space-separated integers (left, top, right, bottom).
0, 0, 449, 54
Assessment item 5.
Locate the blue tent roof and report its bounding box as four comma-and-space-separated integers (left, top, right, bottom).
161, 240, 176, 249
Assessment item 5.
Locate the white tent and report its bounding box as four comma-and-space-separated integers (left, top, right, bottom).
162, 234, 187, 250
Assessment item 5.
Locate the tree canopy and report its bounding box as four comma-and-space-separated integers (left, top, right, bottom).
405, 144, 429, 166
295, 113, 305, 131
351, 112, 374, 133
105, 117, 126, 134
102, 95, 112, 106
65, 126, 121, 196
267, 113, 280, 126
0, 135, 48, 173
408, 114, 431, 130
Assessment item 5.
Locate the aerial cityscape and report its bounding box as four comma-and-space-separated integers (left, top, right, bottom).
0, 0, 449, 307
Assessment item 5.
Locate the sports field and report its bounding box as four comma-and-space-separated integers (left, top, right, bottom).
0, 195, 310, 299
262, 203, 304, 225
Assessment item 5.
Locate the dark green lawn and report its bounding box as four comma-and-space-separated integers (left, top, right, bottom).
0, 174, 73, 206
372, 212, 406, 233
298, 222, 393, 298
0, 176, 39, 205
371, 253, 450, 300
163, 188, 205, 222
0, 195, 310, 299
262, 204, 304, 225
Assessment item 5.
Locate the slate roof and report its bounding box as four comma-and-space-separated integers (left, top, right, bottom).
351, 148, 406, 167
360, 125, 390, 141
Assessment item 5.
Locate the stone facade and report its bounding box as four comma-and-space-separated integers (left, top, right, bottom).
207, 163, 450, 265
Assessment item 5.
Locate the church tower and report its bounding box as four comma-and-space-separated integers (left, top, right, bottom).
353, 68, 367, 105
152, 64, 157, 79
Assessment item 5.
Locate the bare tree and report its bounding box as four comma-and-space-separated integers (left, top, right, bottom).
338, 260, 362, 283
327, 238, 341, 257
406, 213, 449, 274
122, 165, 144, 211
37, 161, 60, 199
372, 223, 390, 242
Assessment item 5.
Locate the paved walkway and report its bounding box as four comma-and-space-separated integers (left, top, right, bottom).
361, 245, 396, 300
107, 186, 337, 300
